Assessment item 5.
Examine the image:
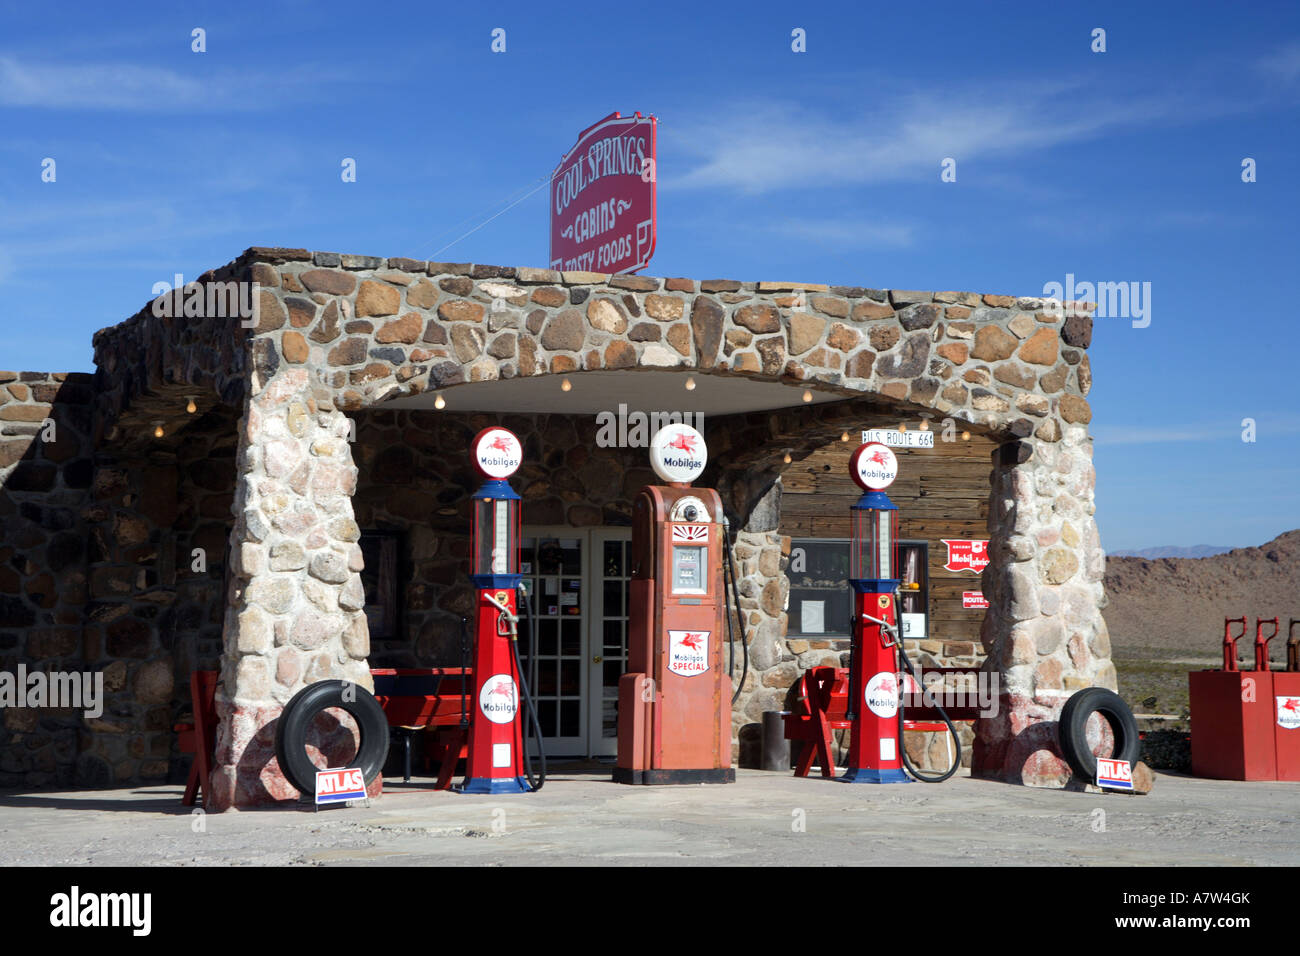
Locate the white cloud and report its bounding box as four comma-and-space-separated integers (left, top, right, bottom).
1093, 419, 1300, 445
0, 56, 337, 111
659, 83, 1184, 195
768, 218, 915, 249
0, 57, 215, 109
1258, 41, 1300, 84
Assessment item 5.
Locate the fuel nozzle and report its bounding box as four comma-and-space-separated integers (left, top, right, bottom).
483, 590, 519, 639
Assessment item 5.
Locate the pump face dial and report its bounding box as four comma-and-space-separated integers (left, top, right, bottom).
669, 495, 711, 523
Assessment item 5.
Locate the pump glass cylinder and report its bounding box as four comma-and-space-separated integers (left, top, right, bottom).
850, 506, 897, 582
473, 495, 519, 576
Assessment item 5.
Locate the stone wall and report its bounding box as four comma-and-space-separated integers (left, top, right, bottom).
0, 372, 95, 787
0, 365, 243, 789
2, 246, 1108, 796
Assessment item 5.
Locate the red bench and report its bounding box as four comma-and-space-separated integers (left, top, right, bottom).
174, 670, 219, 806
371, 668, 473, 790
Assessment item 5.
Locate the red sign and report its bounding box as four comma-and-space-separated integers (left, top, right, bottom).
942, 539, 989, 573
550, 112, 656, 274
962, 591, 989, 609
314, 767, 366, 804
1096, 757, 1134, 790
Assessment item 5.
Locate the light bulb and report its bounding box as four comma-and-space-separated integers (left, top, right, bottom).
919, 419, 929, 431
802, 390, 812, 403
561, 378, 572, 392
783, 451, 792, 464
840, 431, 850, 442
434, 394, 446, 410
685, 376, 696, 391
961, 431, 970, 441
153, 423, 164, 439
186, 397, 197, 414
898, 423, 907, 432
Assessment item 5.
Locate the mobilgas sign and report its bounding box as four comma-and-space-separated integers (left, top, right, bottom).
471, 427, 522, 480
479, 674, 518, 724
668, 630, 710, 676
550, 112, 657, 274
850, 442, 898, 491
864, 671, 900, 718
649, 424, 707, 484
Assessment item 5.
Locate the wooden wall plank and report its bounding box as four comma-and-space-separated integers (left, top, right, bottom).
779, 434, 996, 646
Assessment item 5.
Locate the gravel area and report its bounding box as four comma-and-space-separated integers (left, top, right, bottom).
0, 768, 1297, 866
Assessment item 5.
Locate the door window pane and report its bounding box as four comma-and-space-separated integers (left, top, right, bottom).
560, 659, 580, 695
561, 700, 580, 737
602, 579, 623, 616
538, 699, 557, 737
603, 540, 623, 576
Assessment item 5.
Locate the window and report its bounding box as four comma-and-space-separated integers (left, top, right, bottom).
897, 541, 929, 639
358, 531, 403, 642
788, 538, 929, 639
788, 538, 852, 638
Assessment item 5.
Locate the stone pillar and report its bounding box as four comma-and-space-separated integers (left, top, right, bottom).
973, 425, 1111, 786
208, 368, 374, 809
716, 477, 796, 767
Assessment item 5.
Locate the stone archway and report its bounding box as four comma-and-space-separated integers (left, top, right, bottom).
204, 249, 1106, 803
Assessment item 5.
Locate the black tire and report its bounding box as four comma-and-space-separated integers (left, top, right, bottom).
274, 680, 390, 796
1057, 687, 1140, 781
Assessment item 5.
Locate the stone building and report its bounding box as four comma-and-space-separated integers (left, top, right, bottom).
0, 247, 1109, 807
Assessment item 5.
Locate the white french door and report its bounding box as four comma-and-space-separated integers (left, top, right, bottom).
518, 527, 632, 757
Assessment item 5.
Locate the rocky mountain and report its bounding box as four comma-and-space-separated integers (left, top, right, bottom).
1103, 529, 1300, 659
1110, 545, 1237, 559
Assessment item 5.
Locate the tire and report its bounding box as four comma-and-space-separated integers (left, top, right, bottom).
1057, 687, 1140, 781
274, 680, 390, 796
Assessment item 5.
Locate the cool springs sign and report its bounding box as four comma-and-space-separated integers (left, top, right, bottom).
550, 112, 657, 274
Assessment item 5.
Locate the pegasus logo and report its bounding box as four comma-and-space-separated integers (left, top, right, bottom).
1282, 698, 1300, 714
678, 633, 704, 651
487, 680, 515, 701
667, 431, 698, 453
487, 434, 514, 453
866, 448, 892, 468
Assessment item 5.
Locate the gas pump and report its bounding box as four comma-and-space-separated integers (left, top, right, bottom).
842, 442, 961, 784
614, 424, 735, 785
461, 427, 545, 794
842, 442, 909, 784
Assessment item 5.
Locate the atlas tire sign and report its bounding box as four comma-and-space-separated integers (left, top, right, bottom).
550, 112, 656, 274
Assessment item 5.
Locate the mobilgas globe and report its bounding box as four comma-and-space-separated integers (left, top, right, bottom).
472, 428, 522, 479
648, 424, 707, 484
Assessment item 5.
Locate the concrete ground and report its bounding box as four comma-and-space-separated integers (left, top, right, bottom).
0, 767, 1296, 866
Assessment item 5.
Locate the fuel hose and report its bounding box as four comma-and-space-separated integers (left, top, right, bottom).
721, 516, 749, 704
513, 583, 547, 791
894, 626, 962, 783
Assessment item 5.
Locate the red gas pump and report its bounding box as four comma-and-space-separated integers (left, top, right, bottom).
1191, 615, 1276, 781
614, 425, 735, 785
1222, 616, 1247, 671
1254, 617, 1280, 672
840, 442, 911, 784
461, 427, 543, 794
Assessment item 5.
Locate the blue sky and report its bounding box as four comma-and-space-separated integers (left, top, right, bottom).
1, 0, 1297, 550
